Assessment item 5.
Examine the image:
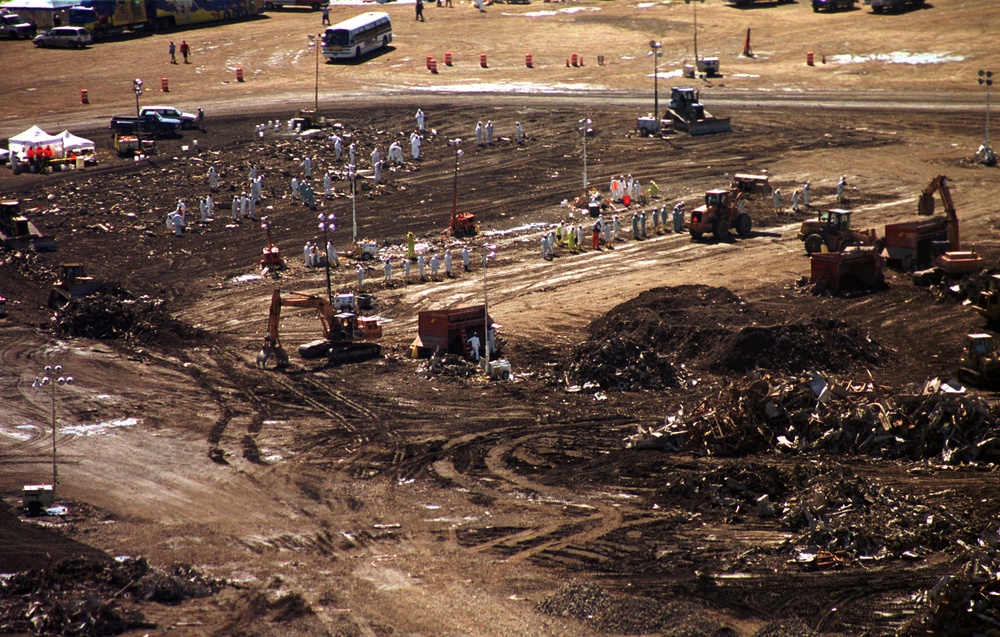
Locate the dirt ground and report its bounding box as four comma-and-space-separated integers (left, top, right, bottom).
3, 1, 1000, 635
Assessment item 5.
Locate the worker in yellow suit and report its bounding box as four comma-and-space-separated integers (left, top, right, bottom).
407, 231, 416, 261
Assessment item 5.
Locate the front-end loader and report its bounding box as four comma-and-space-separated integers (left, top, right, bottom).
688, 189, 753, 241
799, 209, 878, 254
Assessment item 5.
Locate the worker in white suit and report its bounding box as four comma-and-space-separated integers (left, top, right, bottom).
410, 132, 421, 160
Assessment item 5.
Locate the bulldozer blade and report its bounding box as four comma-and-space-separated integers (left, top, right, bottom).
686, 118, 732, 135
329, 342, 382, 366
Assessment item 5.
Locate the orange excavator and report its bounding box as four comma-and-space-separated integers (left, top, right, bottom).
918, 175, 984, 275
257, 289, 382, 369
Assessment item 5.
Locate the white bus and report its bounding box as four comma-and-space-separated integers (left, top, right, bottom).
322, 11, 392, 61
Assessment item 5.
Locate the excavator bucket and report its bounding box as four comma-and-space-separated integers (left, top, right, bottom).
917, 192, 935, 216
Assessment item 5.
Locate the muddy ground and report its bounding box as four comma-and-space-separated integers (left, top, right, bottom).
3, 1, 1000, 635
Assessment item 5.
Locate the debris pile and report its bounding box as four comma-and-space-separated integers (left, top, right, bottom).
538, 582, 732, 635
566, 286, 886, 391
626, 372, 1000, 464
900, 526, 1000, 636
53, 288, 200, 344
0, 556, 222, 634
661, 461, 963, 565
417, 351, 480, 379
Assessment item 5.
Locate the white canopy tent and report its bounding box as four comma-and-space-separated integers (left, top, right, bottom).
57, 130, 94, 157
0, 0, 78, 29
7, 125, 63, 160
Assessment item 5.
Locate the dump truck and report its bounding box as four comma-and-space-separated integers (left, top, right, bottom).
688, 188, 753, 241
0, 200, 57, 252
48, 263, 113, 308
798, 209, 878, 254
664, 87, 731, 136
257, 289, 382, 369
810, 246, 885, 292
958, 333, 1000, 389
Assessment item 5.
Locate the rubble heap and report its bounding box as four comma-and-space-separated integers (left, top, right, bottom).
537, 581, 733, 635
626, 372, 1000, 464
568, 286, 887, 391
53, 288, 200, 345
0, 556, 222, 634
661, 461, 963, 563
900, 526, 1000, 636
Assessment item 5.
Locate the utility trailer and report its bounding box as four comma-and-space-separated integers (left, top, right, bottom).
810, 247, 885, 292
412, 305, 495, 358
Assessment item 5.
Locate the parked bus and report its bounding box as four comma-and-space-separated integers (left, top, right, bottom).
321, 11, 391, 61
68, 0, 262, 39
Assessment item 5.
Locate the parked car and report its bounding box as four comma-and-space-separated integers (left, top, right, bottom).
812, 0, 855, 10
1, 12, 33, 38
33, 26, 91, 48
139, 106, 198, 130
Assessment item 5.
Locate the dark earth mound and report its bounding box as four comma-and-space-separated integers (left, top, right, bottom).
567, 285, 888, 390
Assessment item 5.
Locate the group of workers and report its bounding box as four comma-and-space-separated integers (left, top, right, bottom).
472, 120, 525, 147
540, 200, 686, 259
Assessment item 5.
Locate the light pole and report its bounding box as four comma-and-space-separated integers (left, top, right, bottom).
482, 246, 496, 375
649, 41, 662, 117
979, 69, 995, 165
132, 78, 143, 146
318, 212, 336, 303
685, 0, 705, 65
579, 118, 592, 192
345, 163, 358, 243
33, 364, 73, 497
449, 138, 463, 230
309, 33, 320, 113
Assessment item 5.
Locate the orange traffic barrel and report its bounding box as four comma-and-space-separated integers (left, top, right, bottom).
80, 89, 89, 104
161, 77, 169, 92
429, 57, 438, 73
480, 52, 487, 68
806, 51, 814, 66
236, 67, 244, 82
445, 51, 452, 66
571, 52, 578, 67
525, 53, 533, 68
426, 55, 433, 70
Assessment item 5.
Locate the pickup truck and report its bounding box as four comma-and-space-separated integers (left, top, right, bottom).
813, 0, 855, 10
110, 112, 182, 138
1, 12, 33, 38
865, 0, 924, 12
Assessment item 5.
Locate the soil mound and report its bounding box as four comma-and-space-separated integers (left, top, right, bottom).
567, 286, 887, 390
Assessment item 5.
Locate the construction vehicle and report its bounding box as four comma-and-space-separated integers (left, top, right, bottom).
664, 87, 731, 136
810, 245, 885, 292
47, 263, 113, 309
798, 209, 878, 254
958, 333, 1000, 389
973, 275, 1000, 324
731, 174, 772, 198
918, 175, 983, 275
0, 199, 57, 251
688, 189, 753, 241
865, 0, 924, 13
68, 0, 262, 39
883, 217, 948, 270
259, 218, 284, 270
258, 289, 382, 369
